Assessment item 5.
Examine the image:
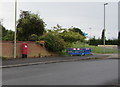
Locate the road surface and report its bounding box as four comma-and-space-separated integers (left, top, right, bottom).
2, 59, 118, 85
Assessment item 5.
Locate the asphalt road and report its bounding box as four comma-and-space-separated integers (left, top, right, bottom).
2, 59, 118, 85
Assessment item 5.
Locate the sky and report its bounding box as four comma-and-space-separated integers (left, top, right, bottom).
0, 0, 119, 39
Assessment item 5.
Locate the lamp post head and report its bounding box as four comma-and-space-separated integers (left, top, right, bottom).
104, 3, 108, 5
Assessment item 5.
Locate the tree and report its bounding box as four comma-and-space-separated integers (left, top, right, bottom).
0, 24, 7, 37
69, 27, 84, 36
60, 31, 85, 43
39, 24, 86, 53
2, 30, 14, 41
89, 38, 102, 46
118, 31, 120, 46
101, 29, 105, 42
105, 39, 118, 45
17, 11, 46, 41
101, 29, 106, 44
50, 25, 85, 43
0, 25, 2, 40
0, 24, 14, 41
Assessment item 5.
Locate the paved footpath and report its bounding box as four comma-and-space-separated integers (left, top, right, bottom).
1, 53, 119, 68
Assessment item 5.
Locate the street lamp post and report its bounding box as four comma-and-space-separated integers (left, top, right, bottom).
103, 3, 108, 53
14, 0, 17, 58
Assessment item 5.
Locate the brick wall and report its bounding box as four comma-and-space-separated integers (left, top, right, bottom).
1, 41, 57, 59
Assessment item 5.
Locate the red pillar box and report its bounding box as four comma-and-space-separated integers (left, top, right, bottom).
22, 43, 28, 58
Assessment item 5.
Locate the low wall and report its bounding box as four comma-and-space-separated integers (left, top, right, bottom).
1, 41, 57, 59
98, 45, 118, 49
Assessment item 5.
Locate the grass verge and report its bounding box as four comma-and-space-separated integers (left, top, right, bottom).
72, 42, 118, 54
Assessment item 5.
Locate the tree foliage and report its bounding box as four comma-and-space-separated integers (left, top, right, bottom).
118, 31, 120, 46
60, 30, 85, 42
0, 25, 2, 40
0, 24, 14, 41
29, 34, 38, 41
101, 29, 105, 44
49, 25, 85, 43
0, 24, 7, 37
3, 30, 14, 41
39, 24, 86, 52
89, 38, 102, 46
17, 11, 46, 41
69, 27, 84, 36
89, 37, 118, 46
39, 32, 68, 52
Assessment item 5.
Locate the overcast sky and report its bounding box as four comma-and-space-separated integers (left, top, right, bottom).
0, 0, 119, 39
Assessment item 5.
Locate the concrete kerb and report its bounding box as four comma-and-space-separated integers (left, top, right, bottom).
1, 60, 77, 68
1, 55, 116, 68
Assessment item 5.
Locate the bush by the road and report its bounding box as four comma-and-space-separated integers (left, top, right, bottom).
39, 33, 68, 53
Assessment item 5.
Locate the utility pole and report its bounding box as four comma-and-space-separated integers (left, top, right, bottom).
103, 3, 108, 54
14, 0, 17, 58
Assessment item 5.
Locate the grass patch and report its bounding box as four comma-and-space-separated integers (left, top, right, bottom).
59, 41, 118, 56
72, 42, 118, 54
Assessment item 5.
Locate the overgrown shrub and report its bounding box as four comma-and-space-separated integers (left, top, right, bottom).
39, 33, 68, 53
